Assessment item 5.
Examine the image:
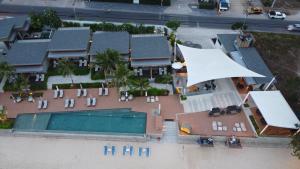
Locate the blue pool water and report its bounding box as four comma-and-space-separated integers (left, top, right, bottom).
14, 109, 147, 135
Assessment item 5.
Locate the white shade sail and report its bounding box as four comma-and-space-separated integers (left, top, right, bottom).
250, 91, 300, 129
172, 62, 183, 69
177, 44, 265, 87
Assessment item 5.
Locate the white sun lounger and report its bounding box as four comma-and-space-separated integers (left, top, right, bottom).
240, 122, 247, 132
59, 90, 64, 98
38, 100, 43, 109
35, 74, 39, 82
77, 89, 82, 97
54, 90, 58, 99
40, 74, 45, 82
87, 98, 91, 106
155, 96, 159, 102
99, 88, 103, 96
64, 99, 69, 108
42, 100, 48, 109
104, 88, 108, 96
212, 121, 217, 131
83, 89, 87, 97
92, 98, 96, 106
146, 97, 151, 103
69, 99, 75, 108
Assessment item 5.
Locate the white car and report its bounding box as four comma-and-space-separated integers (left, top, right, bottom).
268, 11, 286, 19
287, 24, 300, 32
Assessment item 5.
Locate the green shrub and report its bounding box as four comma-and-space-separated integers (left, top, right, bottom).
155, 75, 172, 84
3, 81, 18, 91
180, 95, 187, 100
261, 0, 272, 7
231, 22, 247, 30
30, 82, 47, 91
91, 69, 105, 80
73, 67, 90, 75
128, 88, 169, 97
63, 21, 81, 27
52, 82, 101, 89
47, 67, 62, 76
198, 1, 215, 9
0, 119, 14, 129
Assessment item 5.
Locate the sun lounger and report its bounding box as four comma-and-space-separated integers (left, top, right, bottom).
99, 88, 103, 96
240, 122, 247, 132
64, 99, 69, 108
54, 90, 58, 99
35, 74, 39, 82
123, 146, 126, 156
155, 96, 159, 102
87, 98, 91, 107
38, 100, 43, 109
69, 99, 75, 108
111, 146, 116, 156
237, 127, 242, 132
128, 94, 133, 101
146, 148, 150, 157
147, 97, 151, 103
218, 126, 223, 131
138, 147, 142, 157
212, 121, 217, 131
104, 88, 108, 96
223, 126, 227, 131
59, 90, 64, 98
92, 98, 96, 106
130, 146, 134, 156
42, 100, 48, 109
217, 121, 222, 126
77, 89, 81, 97
83, 89, 87, 97
104, 146, 108, 156
40, 74, 45, 82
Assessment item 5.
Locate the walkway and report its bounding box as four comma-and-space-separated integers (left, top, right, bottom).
161, 121, 178, 143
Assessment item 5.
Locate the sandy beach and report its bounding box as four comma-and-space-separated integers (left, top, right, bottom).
0, 136, 299, 169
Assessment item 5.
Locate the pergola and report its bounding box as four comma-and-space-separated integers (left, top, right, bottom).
248, 91, 300, 135
177, 44, 265, 87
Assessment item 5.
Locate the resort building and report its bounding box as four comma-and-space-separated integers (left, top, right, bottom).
4, 39, 50, 75
215, 33, 275, 91
0, 16, 30, 49
47, 27, 91, 67
90, 31, 130, 62
130, 35, 172, 78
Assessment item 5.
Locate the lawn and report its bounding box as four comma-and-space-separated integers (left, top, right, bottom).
252, 32, 300, 118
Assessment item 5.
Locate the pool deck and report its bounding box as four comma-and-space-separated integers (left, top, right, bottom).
0, 88, 184, 135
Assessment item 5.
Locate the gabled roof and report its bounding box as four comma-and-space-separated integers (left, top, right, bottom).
250, 91, 300, 129
178, 44, 265, 87
90, 31, 130, 55
217, 34, 238, 53
48, 27, 90, 51
0, 16, 30, 40
131, 35, 171, 59
239, 47, 274, 84
5, 39, 50, 66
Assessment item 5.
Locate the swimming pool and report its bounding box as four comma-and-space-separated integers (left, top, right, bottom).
14, 109, 147, 135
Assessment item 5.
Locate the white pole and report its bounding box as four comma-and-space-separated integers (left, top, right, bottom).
264, 77, 276, 91
260, 125, 269, 135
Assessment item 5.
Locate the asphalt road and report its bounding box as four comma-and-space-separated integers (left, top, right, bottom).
0, 4, 299, 33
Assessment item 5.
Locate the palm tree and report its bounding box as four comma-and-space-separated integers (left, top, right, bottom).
113, 63, 132, 89
0, 61, 14, 79
95, 49, 122, 81
128, 76, 150, 96
57, 59, 75, 85
12, 74, 29, 92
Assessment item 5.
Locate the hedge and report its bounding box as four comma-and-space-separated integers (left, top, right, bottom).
52, 82, 101, 89
63, 21, 81, 27
0, 119, 14, 129
83, 23, 155, 34
73, 67, 90, 76
128, 87, 169, 97
154, 75, 172, 84
249, 115, 260, 134
91, 69, 105, 80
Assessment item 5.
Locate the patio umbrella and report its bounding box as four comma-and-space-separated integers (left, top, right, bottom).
172, 62, 183, 70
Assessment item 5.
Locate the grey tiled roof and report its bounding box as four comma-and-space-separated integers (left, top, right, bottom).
90, 31, 130, 55
131, 35, 171, 59
217, 34, 238, 53
239, 47, 274, 84
48, 27, 90, 51
0, 23, 14, 40
0, 16, 29, 40
5, 39, 50, 66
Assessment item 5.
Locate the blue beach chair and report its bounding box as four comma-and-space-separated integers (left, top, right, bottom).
104, 145, 108, 156
130, 146, 134, 156
112, 146, 116, 156
146, 147, 150, 157
138, 147, 142, 157
123, 146, 126, 156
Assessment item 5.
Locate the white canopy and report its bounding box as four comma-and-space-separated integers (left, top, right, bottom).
177, 44, 265, 87
250, 91, 300, 129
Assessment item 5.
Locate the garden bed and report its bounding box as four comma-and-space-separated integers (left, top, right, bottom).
128, 87, 169, 97
52, 82, 102, 89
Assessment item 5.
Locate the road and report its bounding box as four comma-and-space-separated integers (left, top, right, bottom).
0, 3, 299, 33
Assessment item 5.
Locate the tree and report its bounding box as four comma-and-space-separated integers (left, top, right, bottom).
29, 9, 62, 31
13, 74, 29, 92
113, 63, 132, 89
128, 76, 150, 96
57, 59, 76, 84
95, 49, 122, 81
290, 133, 300, 159
0, 61, 14, 79
165, 20, 181, 32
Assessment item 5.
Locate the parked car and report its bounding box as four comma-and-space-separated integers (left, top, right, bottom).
287, 24, 300, 32
268, 11, 286, 19
247, 7, 263, 15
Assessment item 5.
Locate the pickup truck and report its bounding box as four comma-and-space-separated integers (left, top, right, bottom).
268, 10, 286, 19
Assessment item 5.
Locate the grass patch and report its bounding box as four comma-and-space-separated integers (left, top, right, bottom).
73, 67, 90, 76
249, 115, 260, 134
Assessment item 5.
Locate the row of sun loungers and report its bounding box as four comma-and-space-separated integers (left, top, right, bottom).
99, 88, 109, 96
35, 74, 45, 82
103, 145, 150, 157
64, 99, 75, 108
87, 97, 97, 107
37, 100, 48, 109
77, 89, 87, 97
146, 96, 159, 103
54, 90, 64, 99
212, 121, 247, 132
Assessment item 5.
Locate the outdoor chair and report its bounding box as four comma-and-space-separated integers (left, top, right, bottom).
38, 100, 43, 109
155, 96, 159, 102
64, 99, 69, 108
92, 98, 96, 106
212, 121, 218, 131
77, 89, 81, 97
53, 90, 58, 99
59, 90, 64, 98
16, 96, 22, 103
83, 89, 87, 97
104, 88, 109, 96
40, 74, 45, 82
111, 146, 116, 156
240, 122, 247, 132
35, 74, 39, 82
197, 137, 214, 147
87, 98, 91, 107
42, 100, 48, 109
146, 97, 151, 103
99, 88, 103, 96
69, 99, 75, 108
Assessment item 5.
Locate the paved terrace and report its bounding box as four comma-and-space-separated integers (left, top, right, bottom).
177, 111, 256, 137
0, 88, 184, 135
